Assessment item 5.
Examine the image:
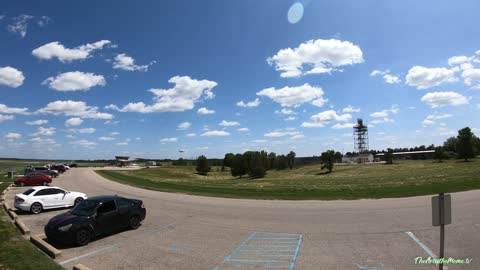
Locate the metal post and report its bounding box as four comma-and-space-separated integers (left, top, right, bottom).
439, 192, 445, 270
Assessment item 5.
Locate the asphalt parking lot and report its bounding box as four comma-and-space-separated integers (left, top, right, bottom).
5, 168, 480, 270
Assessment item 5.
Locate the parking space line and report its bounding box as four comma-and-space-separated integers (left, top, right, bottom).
213, 232, 302, 270
59, 244, 120, 265
59, 223, 175, 266
405, 231, 448, 270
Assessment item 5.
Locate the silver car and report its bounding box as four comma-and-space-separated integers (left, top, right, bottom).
25, 166, 59, 178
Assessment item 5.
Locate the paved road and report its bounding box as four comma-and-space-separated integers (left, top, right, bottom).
6, 168, 480, 270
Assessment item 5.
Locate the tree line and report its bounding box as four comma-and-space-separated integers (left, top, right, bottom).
195, 151, 296, 178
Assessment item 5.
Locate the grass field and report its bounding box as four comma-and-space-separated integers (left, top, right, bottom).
96, 159, 480, 200
0, 176, 62, 270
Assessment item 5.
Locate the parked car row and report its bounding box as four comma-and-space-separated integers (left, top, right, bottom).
12, 182, 146, 246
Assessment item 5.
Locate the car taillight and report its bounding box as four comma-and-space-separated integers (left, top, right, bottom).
16, 197, 24, 203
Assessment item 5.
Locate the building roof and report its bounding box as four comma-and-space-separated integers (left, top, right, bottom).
375, 150, 435, 156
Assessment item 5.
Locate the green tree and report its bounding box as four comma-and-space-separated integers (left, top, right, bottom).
195, 155, 210, 175
275, 155, 288, 170
434, 146, 448, 163
385, 149, 394, 165
320, 150, 336, 173
250, 155, 266, 178
443, 137, 457, 152
231, 154, 247, 178
286, 151, 296, 169
473, 135, 480, 156
267, 152, 276, 170
334, 151, 343, 163
223, 153, 235, 168
456, 127, 475, 161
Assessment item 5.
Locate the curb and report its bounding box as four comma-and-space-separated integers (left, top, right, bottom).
7, 209, 18, 220
3, 201, 10, 212
73, 264, 93, 270
30, 235, 62, 259
15, 218, 30, 235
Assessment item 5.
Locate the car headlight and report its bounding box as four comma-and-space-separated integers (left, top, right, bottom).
58, 224, 73, 232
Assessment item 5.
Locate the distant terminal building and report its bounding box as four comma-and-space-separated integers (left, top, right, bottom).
145, 161, 157, 167
375, 150, 435, 161
114, 156, 138, 167
342, 153, 374, 164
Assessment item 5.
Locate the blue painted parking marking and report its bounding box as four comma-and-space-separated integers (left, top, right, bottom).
214, 232, 303, 270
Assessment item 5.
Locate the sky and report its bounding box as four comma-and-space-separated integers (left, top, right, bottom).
0, 0, 479, 160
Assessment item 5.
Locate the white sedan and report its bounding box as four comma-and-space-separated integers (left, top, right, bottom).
14, 186, 87, 214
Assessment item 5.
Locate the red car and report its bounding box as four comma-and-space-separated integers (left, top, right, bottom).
15, 172, 52, 186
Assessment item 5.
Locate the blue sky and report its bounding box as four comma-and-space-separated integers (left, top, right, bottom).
1, 0, 479, 160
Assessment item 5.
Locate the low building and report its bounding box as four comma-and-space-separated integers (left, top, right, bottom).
114, 156, 138, 167
375, 150, 435, 160
342, 153, 374, 164
146, 161, 157, 167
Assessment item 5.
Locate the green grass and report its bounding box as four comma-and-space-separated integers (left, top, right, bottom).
0, 179, 62, 269
96, 159, 480, 200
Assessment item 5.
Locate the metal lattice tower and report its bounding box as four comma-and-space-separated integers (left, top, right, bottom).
353, 118, 369, 153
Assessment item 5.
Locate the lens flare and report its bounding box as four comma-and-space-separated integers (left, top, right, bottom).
288, 2, 304, 24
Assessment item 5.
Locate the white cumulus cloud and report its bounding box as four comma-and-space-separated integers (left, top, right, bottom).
342, 105, 360, 113
107, 76, 217, 113
0, 115, 15, 123
201, 130, 230, 137
37, 100, 113, 119
370, 69, 401, 84
257, 83, 327, 107
43, 71, 106, 91
267, 38, 363, 78
197, 107, 215, 115
113, 53, 155, 72
236, 98, 260, 108
4, 132, 22, 140
99, 136, 115, 141
301, 110, 351, 128
160, 137, 178, 142
26, 119, 48, 125
0, 66, 25, 88
219, 120, 240, 126
422, 113, 453, 126
421, 91, 469, 108
237, 127, 249, 132
7, 15, 34, 37
66, 128, 96, 134
0, 104, 29, 114
65, 117, 83, 127
32, 40, 111, 62
71, 140, 97, 148
331, 123, 355, 129
177, 122, 191, 130
31, 127, 56, 136
406, 66, 457, 89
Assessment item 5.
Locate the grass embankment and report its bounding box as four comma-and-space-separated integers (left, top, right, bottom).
96, 159, 480, 200
0, 174, 62, 270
